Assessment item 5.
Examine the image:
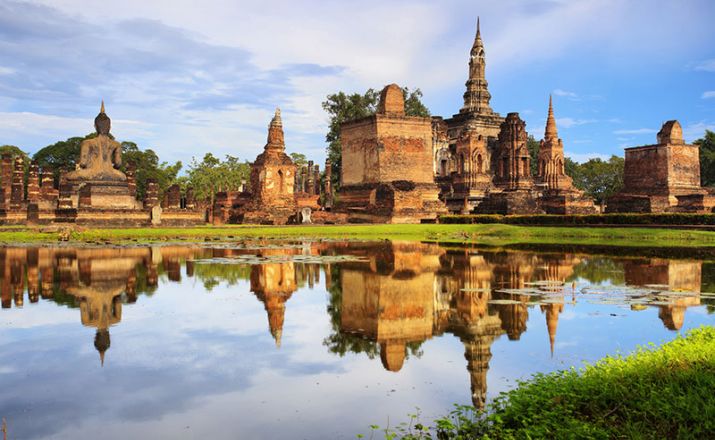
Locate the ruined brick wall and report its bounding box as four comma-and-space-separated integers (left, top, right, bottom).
667, 144, 701, 190
341, 117, 380, 186
623, 146, 669, 194
375, 116, 433, 184
340, 115, 433, 186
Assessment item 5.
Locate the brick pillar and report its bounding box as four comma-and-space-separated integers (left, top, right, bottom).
126, 162, 137, 198
10, 156, 24, 210
78, 183, 92, 208
57, 183, 74, 209
166, 184, 181, 209
300, 166, 308, 193
40, 170, 58, 203
185, 186, 196, 209
313, 164, 321, 195
1, 154, 12, 204
306, 161, 314, 195
27, 161, 40, 203
144, 179, 159, 209
324, 160, 333, 210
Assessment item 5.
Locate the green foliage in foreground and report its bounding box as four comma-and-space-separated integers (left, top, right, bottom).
3, 223, 715, 248
440, 212, 715, 226
368, 326, 715, 439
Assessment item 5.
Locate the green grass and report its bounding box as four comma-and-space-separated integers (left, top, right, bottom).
370, 326, 715, 440
2, 223, 715, 248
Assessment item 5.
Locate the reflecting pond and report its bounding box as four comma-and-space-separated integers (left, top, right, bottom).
0, 241, 713, 439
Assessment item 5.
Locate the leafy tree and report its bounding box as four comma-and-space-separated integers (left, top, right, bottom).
564, 157, 579, 179
527, 135, 540, 176
121, 142, 182, 200
569, 155, 624, 208
694, 130, 715, 187
322, 86, 430, 190
0, 145, 29, 161
33, 135, 95, 178
290, 152, 307, 167
187, 153, 251, 208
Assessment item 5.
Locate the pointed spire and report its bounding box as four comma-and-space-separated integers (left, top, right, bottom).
545, 94, 558, 139
100, 349, 106, 367
473, 16, 483, 50
272, 107, 282, 126
100, 100, 105, 114
266, 107, 285, 150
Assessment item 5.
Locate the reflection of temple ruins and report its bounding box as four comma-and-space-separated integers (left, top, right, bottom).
624, 258, 702, 330
332, 243, 707, 409
0, 242, 709, 405
0, 246, 202, 364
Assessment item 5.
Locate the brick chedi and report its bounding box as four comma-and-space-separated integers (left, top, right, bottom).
241, 109, 298, 224
337, 83, 446, 223
442, 18, 504, 154
475, 113, 544, 214
607, 120, 711, 213
536, 97, 597, 214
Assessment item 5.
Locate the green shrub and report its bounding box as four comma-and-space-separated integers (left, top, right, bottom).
439, 213, 715, 226
372, 326, 715, 439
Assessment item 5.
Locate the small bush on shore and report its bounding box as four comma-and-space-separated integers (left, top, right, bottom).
367, 326, 715, 439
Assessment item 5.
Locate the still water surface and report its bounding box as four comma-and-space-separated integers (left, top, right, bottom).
0, 241, 713, 439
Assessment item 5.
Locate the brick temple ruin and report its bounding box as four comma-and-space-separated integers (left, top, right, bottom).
2, 19, 711, 227
0, 103, 204, 226
334, 19, 597, 222
607, 120, 715, 213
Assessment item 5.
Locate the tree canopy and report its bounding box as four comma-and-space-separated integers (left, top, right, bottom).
322, 86, 430, 189
121, 141, 182, 200
186, 153, 251, 204
33, 135, 93, 178
695, 130, 715, 187
567, 155, 624, 207
0, 145, 29, 161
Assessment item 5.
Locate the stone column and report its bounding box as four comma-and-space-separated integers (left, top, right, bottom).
1, 154, 12, 204
27, 161, 40, 203
57, 182, 74, 209
301, 166, 309, 193
313, 164, 321, 195
144, 179, 159, 209
166, 184, 181, 209
10, 156, 24, 210
306, 161, 314, 195
40, 170, 58, 204
126, 162, 137, 198
324, 160, 333, 210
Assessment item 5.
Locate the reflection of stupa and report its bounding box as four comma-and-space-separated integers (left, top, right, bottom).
250, 258, 297, 347
624, 259, 702, 330
540, 302, 563, 356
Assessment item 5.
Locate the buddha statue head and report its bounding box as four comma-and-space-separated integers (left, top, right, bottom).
94, 101, 111, 136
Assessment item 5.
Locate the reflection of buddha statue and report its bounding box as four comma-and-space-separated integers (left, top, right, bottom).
65, 101, 126, 182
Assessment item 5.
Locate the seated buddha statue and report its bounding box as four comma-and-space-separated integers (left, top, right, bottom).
65, 101, 127, 182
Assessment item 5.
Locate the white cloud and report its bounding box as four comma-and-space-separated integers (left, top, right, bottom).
0, 67, 14, 75
694, 59, 715, 72
682, 121, 715, 142
553, 89, 578, 98
702, 91, 715, 99
556, 117, 597, 128
613, 128, 656, 135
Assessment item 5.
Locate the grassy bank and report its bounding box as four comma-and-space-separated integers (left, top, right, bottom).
374, 326, 715, 439
2, 223, 715, 248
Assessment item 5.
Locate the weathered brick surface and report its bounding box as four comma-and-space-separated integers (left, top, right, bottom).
607, 120, 706, 213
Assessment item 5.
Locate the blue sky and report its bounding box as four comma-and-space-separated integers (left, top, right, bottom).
0, 0, 713, 168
